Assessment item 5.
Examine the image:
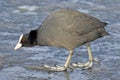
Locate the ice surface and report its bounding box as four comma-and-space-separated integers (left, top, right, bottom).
0, 0, 120, 80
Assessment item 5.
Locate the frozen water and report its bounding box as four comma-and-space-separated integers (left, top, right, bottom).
0, 0, 120, 80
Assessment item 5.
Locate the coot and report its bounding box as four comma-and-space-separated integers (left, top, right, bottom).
15, 9, 108, 71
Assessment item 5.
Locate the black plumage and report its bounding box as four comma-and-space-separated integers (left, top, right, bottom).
26, 9, 108, 50
15, 9, 109, 71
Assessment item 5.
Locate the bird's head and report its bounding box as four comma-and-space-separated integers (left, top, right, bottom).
14, 30, 37, 50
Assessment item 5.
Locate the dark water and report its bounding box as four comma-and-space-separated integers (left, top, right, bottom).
0, 0, 120, 80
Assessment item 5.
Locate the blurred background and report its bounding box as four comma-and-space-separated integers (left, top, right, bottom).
0, 0, 120, 80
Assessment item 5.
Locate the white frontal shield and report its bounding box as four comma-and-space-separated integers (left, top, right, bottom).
14, 34, 23, 50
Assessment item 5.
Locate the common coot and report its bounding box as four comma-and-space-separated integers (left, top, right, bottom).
15, 9, 109, 71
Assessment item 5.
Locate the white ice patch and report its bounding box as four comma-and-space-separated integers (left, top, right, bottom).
13, 10, 38, 15
80, 1, 94, 6
18, 5, 39, 11
13, 5, 39, 15
77, 8, 89, 13
94, 5, 106, 9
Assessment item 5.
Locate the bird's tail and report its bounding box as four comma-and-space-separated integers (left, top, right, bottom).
98, 28, 109, 36
102, 22, 108, 27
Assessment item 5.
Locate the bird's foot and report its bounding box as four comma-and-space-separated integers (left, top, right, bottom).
25, 65, 66, 72
71, 58, 100, 69
26, 65, 67, 72
71, 61, 93, 69
42, 65, 66, 71
93, 58, 100, 64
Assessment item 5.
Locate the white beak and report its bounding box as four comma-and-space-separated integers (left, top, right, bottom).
14, 34, 23, 50
14, 43, 22, 50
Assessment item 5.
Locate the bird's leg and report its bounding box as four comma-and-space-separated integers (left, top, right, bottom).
83, 43, 93, 69
72, 43, 99, 69
41, 50, 73, 71
64, 50, 73, 69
